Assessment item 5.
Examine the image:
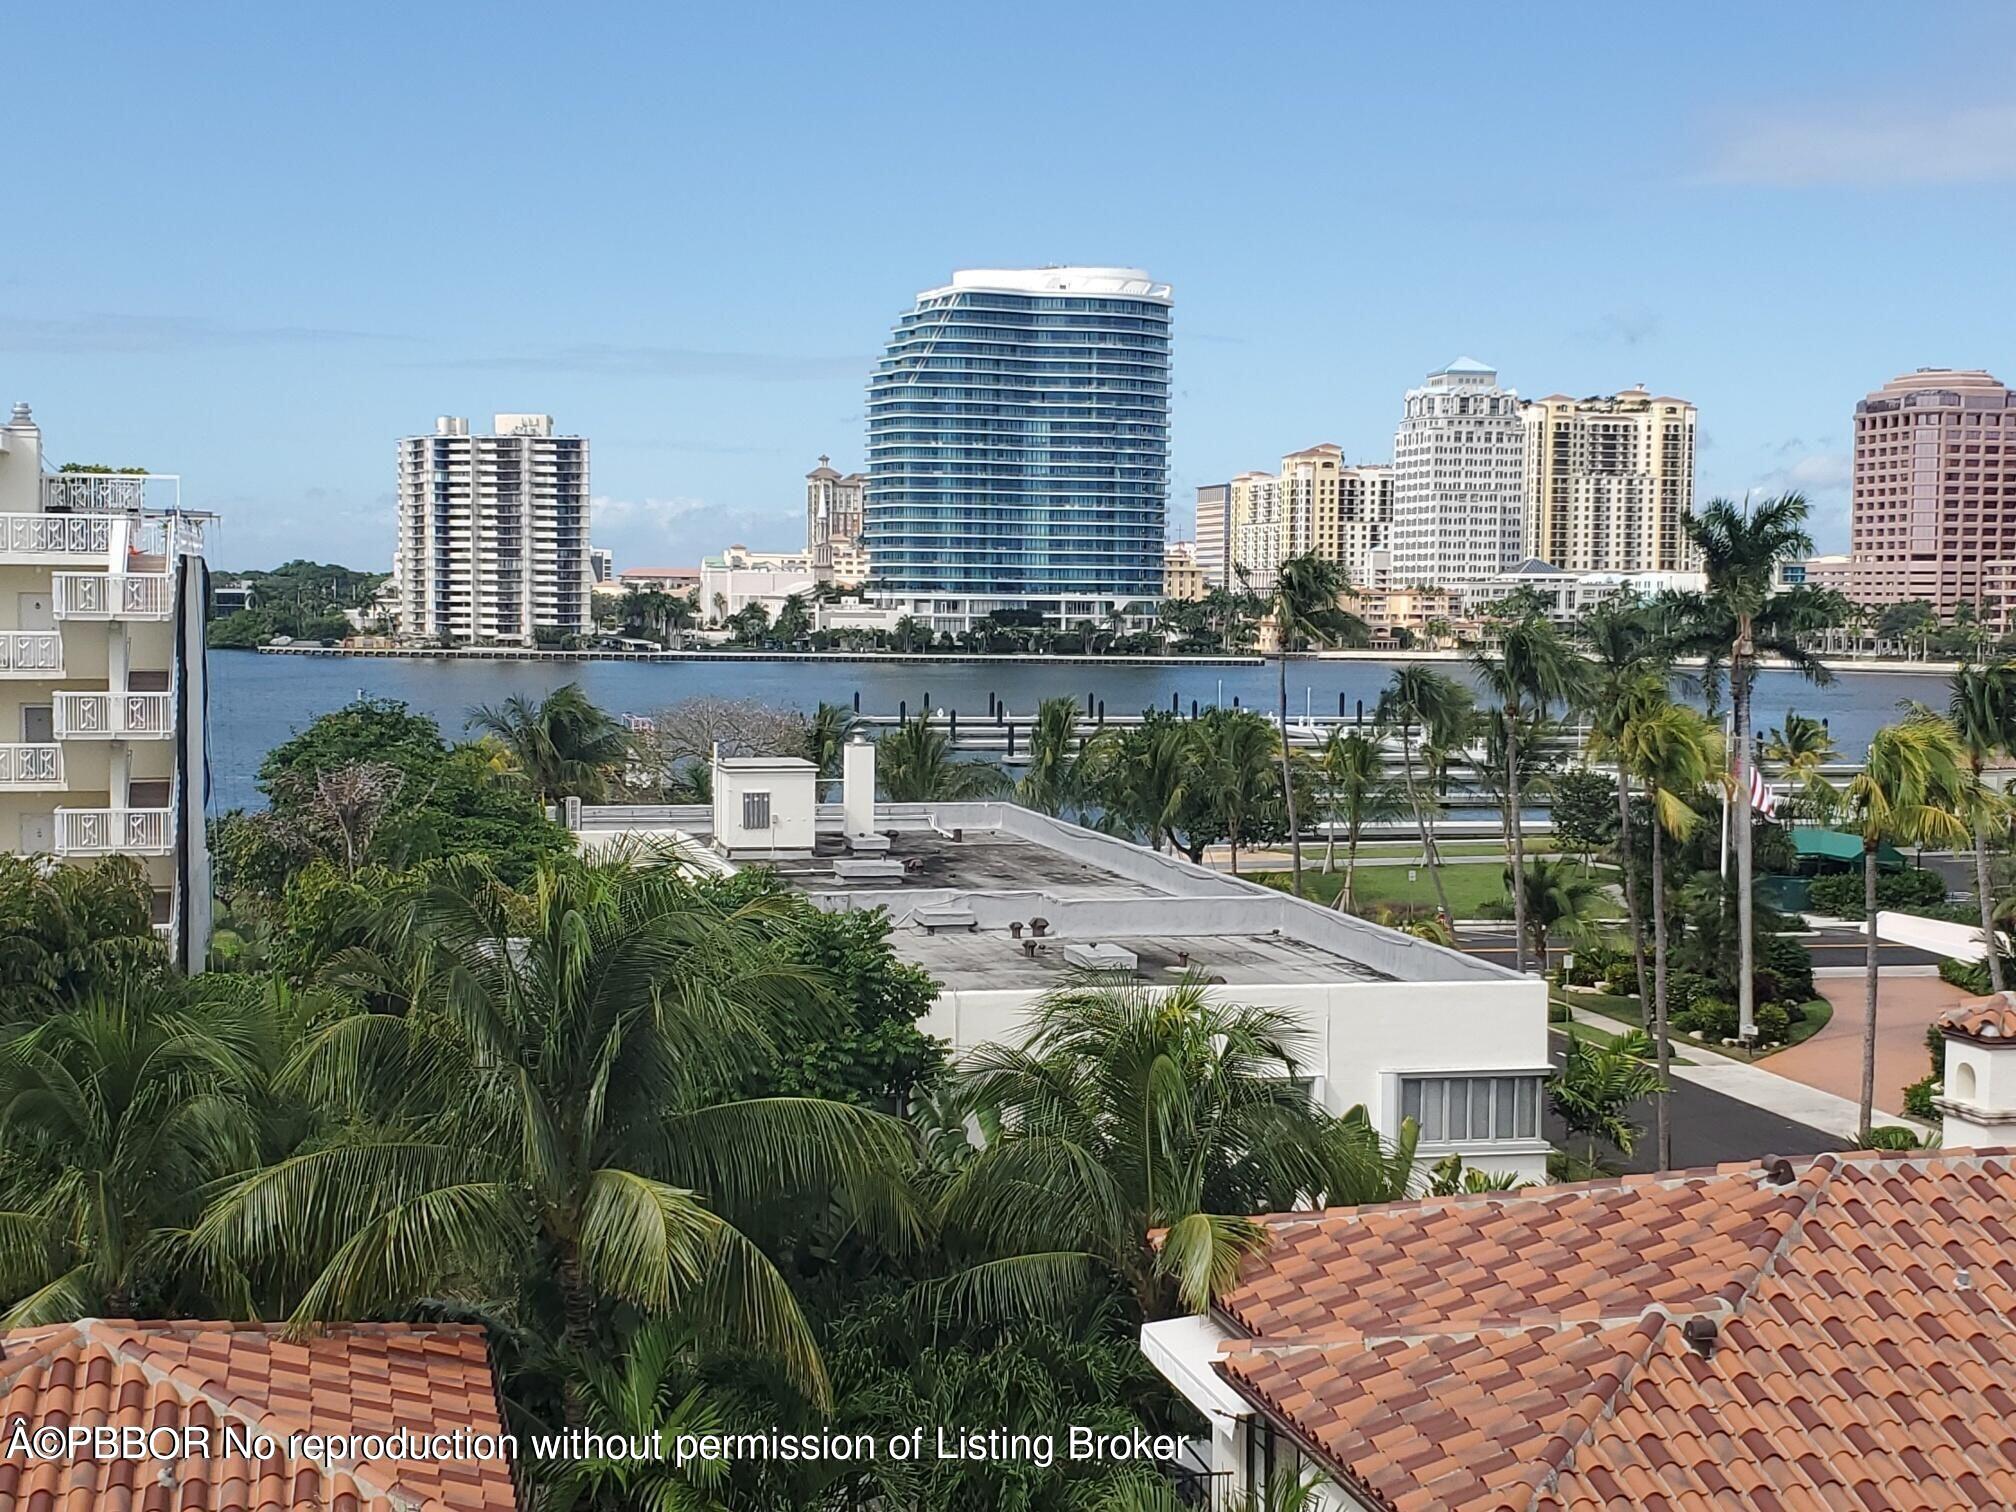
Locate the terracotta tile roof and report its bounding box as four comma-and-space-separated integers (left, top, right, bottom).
1943, 993, 2016, 1043
0, 1321, 518, 1511
1212, 1150, 2016, 1510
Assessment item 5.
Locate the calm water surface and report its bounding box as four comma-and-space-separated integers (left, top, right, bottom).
205, 652, 1950, 812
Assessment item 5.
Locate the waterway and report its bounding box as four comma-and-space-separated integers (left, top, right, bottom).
206, 651, 1953, 814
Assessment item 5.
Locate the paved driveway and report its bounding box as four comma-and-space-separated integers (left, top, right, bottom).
1766, 975, 1967, 1112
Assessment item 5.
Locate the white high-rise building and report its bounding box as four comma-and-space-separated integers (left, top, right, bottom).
396, 414, 590, 646
0, 400, 213, 970
1391, 359, 1525, 586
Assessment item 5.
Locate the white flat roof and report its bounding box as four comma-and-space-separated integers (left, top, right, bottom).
931, 267, 1172, 302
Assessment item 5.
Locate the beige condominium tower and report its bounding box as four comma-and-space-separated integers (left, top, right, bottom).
0, 400, 213, 970
1521, 386, 1698, 572
1225, 446, 1394, 589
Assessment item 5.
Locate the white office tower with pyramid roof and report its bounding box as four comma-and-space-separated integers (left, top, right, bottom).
1390, 358, 1526, 586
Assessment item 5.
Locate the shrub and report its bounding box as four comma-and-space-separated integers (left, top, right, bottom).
1754, 931, 1815, 1004
1753, 1002, 1791, 1046
1860, 1125, 1927, 1151
1902, 1075, 1941, 1120
1807, 866, 1947, 921
1940, 956, 1993, 994
1674, 998, 1739, 1040
1666, 970, 1719, 1016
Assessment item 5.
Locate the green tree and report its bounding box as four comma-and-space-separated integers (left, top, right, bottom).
1842, 716, 1973, 1137
1375, 668, 1475, 935
1947, 663, 2016, 991
1018, 697, 1084, 817
1548, 1029, 1662, 1172
875, 713, 1007, 802
1472, 599, 1587, 972
196, 857, 915, 1418
0, 856, 162, 1016
1510, 857, 1607, 978
1548, 767, 1617, 872
799, 702, 859, 780
1615, 695, 1721, 1169
1191, 710, 1279, 876
0, 976, 275, 1323
1675, 493, 1843, 1039
1313, 731, 1400, 910
773, 594, 812, 647
1264, 555, 1363, 896
467, 682, 634, 803
1081, 715, 1201, 857
936, 975, 1416, 1320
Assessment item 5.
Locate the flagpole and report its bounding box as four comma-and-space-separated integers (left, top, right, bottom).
1720, 710, 1733, 881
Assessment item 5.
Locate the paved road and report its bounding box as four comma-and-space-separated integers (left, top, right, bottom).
1545, 1030, 1844, 1175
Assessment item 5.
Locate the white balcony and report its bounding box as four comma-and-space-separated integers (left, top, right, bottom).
0, 514, 113, 562
0, 745, 63, 789
0, 631, 62, 677
54, 690, 173, 739
40, 474, 180, 515
53, 572, 172, 621
55, 807, 173, 858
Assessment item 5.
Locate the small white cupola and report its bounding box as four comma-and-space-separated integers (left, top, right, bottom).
1936, 994, 2016, 1148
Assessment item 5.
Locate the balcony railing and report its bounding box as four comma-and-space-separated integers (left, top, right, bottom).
55, 807, 173, 857
54, 690, 173, 739
0, 513, 112, 560
134, 511, 206, 559
40, 474, 180, 515
0, 745, 63, 787
0, 632, 62, 677
53, 572, 172, 621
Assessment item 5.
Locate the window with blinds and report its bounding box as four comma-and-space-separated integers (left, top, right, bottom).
1400, 1073, 1543, 1144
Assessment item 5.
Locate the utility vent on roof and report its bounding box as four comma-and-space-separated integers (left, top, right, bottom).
1061, 941, 1139, 972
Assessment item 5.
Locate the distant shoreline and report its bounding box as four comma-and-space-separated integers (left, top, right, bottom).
242, 644, 1960, 676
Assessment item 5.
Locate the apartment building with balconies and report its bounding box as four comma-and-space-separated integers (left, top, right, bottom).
0, 402, 212, 968
395, 414, 591, 646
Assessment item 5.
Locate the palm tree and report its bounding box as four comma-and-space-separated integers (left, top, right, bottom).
1265, 555, 1363, 897
466, 682, 633, 803
196, 858, 915, 1418
1375, 667, 1474, 936
875, 712, 1007, 802
1473, 597, 1587, 972
800, 701, 859, 780
1314, 731, 1401, 910
937, 975, 1417, 1320
1842, 716, 1973, 1137
1548, 1029, 1662, 1173
0, 975, 275, 1323
773, 593, 812, 646
1192, 711, 1279, 876
1948, 663, 2016, 991
1614, 696, 1721, 1170
1018, 697, 1083, 817
1511, 856, 1607, 978
1675, 493, 1843, 1040
1578, 599, 1669, 1013
1082, 718, 1193, 855
1763, 709, 1841, 825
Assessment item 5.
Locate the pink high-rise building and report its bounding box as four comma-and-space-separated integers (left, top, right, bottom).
1806, 369, 2016, 620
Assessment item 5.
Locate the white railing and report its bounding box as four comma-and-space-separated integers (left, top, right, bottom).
0, 745, 62, 786
0, 632, 62, 676
52, 572, 172, 620
54, 690, 173, 739
40, 474, 179, 514
55, 807, 173, 857
134, 511, 206, 558
0, 514, 112, 559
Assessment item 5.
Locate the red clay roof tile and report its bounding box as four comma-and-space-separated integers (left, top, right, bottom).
0, 1323, 516, 1511
1210, 1150, 2016, 1510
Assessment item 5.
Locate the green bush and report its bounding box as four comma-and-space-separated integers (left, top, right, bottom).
1902, 1075, 1941, 1120
1807, 867, 1947, 921
1753, 1002, 1792, 1045
1754, 931, 1816, 1004
1861, 1125, 1927, 1151
1939, 956, 1993, 994
1674, 998, 1738, 1040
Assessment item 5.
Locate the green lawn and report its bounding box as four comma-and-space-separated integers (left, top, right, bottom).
1253, 861, 1621, 920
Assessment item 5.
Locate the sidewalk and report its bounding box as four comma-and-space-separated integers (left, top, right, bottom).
1562, 1005, 1933, 1140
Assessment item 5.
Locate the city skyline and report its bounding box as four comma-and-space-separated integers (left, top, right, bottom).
7, 4, 2016, 572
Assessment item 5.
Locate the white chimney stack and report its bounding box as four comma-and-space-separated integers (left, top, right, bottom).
843, 735, 877, 837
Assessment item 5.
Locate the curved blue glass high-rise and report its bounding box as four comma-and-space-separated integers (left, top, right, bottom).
864, 267, 1170, 631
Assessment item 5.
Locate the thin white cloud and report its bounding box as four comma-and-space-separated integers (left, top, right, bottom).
1700, 102, 2016, 187
589, 494, 718, 529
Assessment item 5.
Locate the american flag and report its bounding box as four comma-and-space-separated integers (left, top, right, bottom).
1748, 763, 1779, 821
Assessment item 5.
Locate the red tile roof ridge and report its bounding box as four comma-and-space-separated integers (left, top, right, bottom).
1511, 1313, 1669, 1510
1941, 993, 2016, 1042
1215, 1301, 1734, 1355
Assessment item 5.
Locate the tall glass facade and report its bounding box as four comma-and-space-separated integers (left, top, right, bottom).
864, 267, 1171, 627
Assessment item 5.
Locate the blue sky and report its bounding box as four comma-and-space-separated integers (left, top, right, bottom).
6, 2, 2015, 571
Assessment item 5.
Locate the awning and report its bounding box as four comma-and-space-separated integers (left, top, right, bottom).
1139, 1315, 1253, 1423
1790, 827, 1906, 870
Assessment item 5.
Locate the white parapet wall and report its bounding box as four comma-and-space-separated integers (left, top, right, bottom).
1874, 909, 1991, 963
